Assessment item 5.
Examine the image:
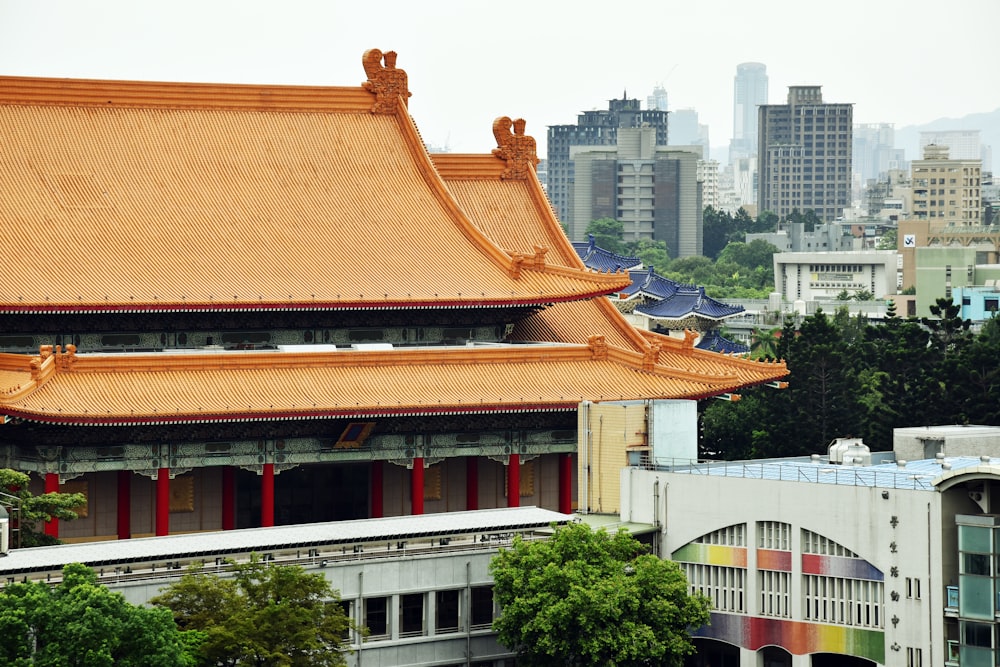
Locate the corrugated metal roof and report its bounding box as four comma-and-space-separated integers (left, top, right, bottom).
0, 507, 570, 576
660, 455, 1000, 491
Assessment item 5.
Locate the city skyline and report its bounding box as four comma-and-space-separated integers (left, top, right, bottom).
1, 0, 998, 156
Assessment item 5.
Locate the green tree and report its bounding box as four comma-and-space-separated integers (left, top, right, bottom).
585, 218, 627, 255
0, 563, 200, 666
151, 555, 354, 667
629, 239, 671, 272
877, 228, 897, 250
490, 522, 709, 667
0, 469, 87, 547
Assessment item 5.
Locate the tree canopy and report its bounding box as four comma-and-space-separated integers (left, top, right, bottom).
700, 299, 997, 459
0, 469, 87, 547
0, 563, 200, 666
151, 555, 354, 667
490, 521, 709, 666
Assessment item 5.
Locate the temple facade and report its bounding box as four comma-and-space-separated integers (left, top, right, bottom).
0, 49, 787, 543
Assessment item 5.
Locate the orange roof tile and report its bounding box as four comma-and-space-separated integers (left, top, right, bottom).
0, 342, 773, 425
0, 67, 628, 314
433, 147, 788, 391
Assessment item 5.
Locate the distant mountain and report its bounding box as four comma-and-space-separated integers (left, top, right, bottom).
895, 109, 1000, 166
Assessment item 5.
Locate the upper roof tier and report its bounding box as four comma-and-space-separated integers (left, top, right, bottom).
0, 52, 628, 314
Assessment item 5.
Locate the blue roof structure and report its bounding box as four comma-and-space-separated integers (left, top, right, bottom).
572, 235, 642, 273
627, 268, 744, 323
696, 330, 750, 354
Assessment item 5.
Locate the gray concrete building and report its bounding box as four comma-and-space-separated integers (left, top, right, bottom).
546, 95, 669, 229
758, 86, 853, 223
569, 127, 703, 258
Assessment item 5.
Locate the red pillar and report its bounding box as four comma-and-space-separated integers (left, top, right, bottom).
559, 453, 574, 514
117, 470, 131, 540
221, 466, 235, 531
371, 461, 384, 519
261, 463, 275, 527
155, 468, 170, 536
466, 456, 479, 511
507, 453, 520, 508
43, 473, 60, 538
411, 458, 424, 515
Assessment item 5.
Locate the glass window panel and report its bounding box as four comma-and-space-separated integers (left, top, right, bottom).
960, 525, 992, 553
964, 553, 991, 576
959, 575, 995, 620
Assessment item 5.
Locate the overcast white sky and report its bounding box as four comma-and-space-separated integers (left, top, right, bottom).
1, 0, 997, 155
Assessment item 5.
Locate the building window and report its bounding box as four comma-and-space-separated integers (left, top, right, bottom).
803, 575, 882, 628
470, 586, 494, 629
364, 596, 389, 640
757, 521, 790, 550
399, 593, 425, 638
906, 577, 922, 599
682, 563, 746, 613
758, 570, 791, 617
435, 590, 461, 634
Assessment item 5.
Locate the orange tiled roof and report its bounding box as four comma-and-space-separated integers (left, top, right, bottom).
433, 149, 788, 390
0, 61, 628, 314
0, 342, 780, 425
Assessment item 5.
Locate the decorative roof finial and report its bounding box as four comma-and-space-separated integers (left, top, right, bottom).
362, 48, 411, 114
492, 116, 539, 180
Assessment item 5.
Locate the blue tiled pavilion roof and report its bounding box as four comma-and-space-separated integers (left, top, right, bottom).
573, 235, 643, 273
633, 269, 744, 322
696, 330, 749, 354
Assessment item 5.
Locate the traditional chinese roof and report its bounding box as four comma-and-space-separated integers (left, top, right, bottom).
622, 269, 745, 323
0, 50, 787, 427
695, 330, 750, 355
573, 236, 643, 273
0, 342, 785, 425
0, 53, 628, 315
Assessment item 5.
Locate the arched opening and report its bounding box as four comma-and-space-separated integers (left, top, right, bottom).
684, 638, 739, 667
760, 645, 791, 667
811, 653, 876, 666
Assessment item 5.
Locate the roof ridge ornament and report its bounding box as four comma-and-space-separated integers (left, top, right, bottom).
492, 117, 539, 180
587, 335, 608, 360
362, 49, 411, 114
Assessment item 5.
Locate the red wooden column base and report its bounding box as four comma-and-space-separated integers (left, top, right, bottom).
43, 473, 60, 538
221, 466, 235, 531
507, 453, 520, 508
466, 456, 479, 511
411, 458, 424, 515
261, 463, 275, 528
559, 453, 574, 514
155, 468, 170, 537
371, 461, 384, 519
117, 470, 131, 540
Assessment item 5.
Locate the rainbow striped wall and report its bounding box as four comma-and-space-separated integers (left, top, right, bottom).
696, 613, 884, 663
672, 543, 747, 567
756, 549, 791, 571
801, 554, 883, 581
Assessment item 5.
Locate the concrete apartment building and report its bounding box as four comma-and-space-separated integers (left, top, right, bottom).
758, 86, 853, 223
569, 127, 704, 257
546, 95, 669, 230
910, 144, 982, 224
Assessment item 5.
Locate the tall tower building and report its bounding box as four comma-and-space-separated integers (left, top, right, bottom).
757, 86, 853, 222
647, 85, 668, 112
546, 95, 669, 230
729, 62, 768, 166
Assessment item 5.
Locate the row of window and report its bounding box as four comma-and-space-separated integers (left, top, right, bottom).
353, 585, 495, 643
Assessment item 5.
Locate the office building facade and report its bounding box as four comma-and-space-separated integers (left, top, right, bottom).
758, 86, 853, 223
546, 95, 669, 231
730, 62, 768, 165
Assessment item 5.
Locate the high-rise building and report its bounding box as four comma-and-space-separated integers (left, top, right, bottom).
757, 86, 853, 222
647, 84, 668, 112
919, 129, 990, 172
911, 144, 982, 224
568, 127, 703, 258
854, 122, 905, 186
669, 108, 710, 156
546, 95, 669, 229
729, 62, 768, 166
